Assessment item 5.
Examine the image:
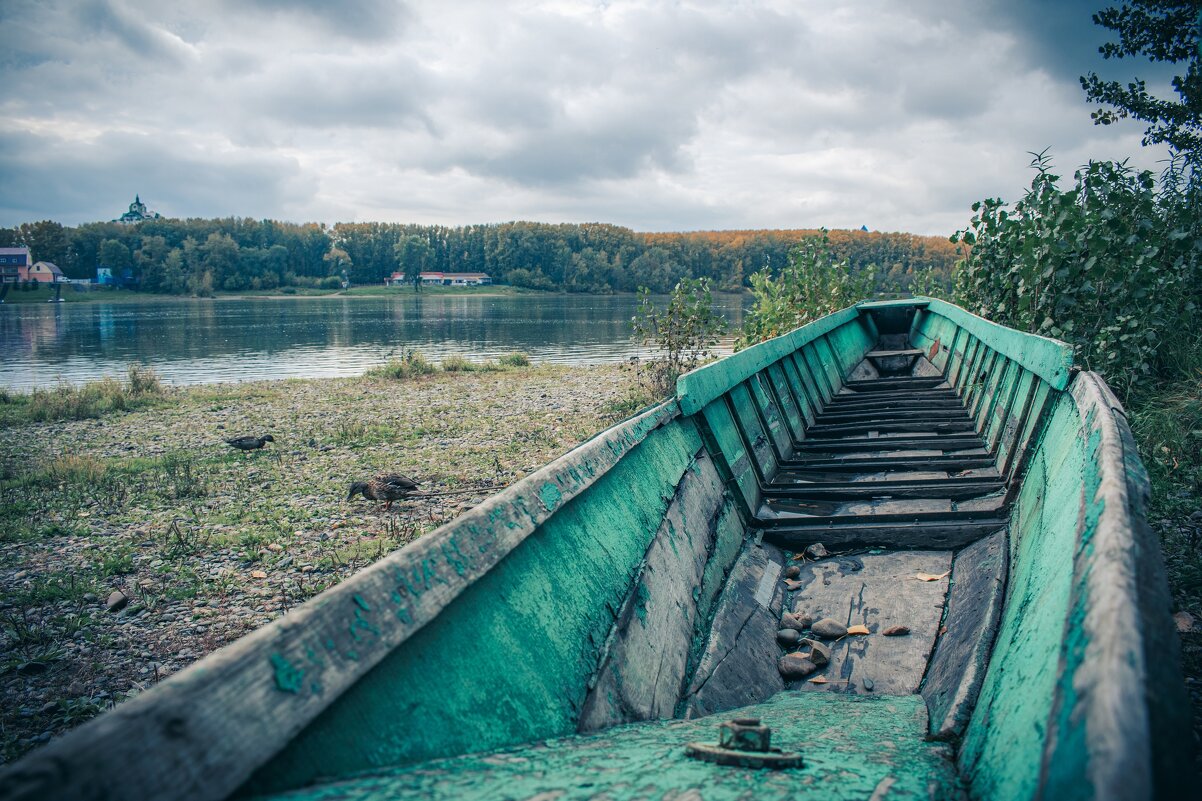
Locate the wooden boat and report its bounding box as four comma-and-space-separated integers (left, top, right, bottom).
0, 298, 1191, 800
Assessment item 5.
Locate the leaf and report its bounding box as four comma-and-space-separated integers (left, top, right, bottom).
882, 625, 911, 637
914, 570, 950, 582
252, 570, 268, 579
845, 624, 870, 635
784, 579, 803, 591
808, 675, 829, 684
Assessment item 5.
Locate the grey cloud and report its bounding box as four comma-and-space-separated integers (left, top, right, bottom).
236, 0, 409, 42
75, 0, 195, 66
0, 129, 316, 225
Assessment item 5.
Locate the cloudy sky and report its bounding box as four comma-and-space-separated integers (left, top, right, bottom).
0, 0, 1175, 235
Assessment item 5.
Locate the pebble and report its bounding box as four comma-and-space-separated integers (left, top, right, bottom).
105, 591, 129, 613
82, 593, 98, 603
799, 638, 831, 667
811, 618, 847, 639
780, 612, 811, 632
863, 678, 875, 692
778, 654, 818, 680
784, 565, 801, 579
805, 543, 829, 559
882, 625, 911, 637
776, 629, 801, 647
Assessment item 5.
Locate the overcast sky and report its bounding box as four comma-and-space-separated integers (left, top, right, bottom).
0, 0, 1175, 235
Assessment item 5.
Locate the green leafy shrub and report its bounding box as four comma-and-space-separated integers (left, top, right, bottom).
738, 230, 877, 348
633, 278, 727, 398
366, 351, 437, 380
497, 352, 531, 368
441, 355, 479, 372
952, 152, 1201, 398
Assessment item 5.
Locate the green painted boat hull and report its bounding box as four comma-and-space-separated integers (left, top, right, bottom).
0, 299, 1190, 801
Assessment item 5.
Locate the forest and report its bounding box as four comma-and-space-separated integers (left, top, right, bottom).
0, 217, 960, 295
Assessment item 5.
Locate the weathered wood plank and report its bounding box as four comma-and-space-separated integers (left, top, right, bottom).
921, 529, 1008, 739
578, 450, 731, 731
700, 398, 760, 514
764, 522, 1007, 552
786, 552, 952, 695
918, 297, 1075, 390
680, 543, 788, 718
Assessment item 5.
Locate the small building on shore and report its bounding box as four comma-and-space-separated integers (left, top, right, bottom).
418, 271, 492, 286
0, 247, 31, 283
388, 272, 409, 286
29, 261, 65, 283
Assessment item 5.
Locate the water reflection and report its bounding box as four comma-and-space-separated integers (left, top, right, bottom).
0, 294, 747, 389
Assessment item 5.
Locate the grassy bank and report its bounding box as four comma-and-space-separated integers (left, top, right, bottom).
0, 360, 646, 764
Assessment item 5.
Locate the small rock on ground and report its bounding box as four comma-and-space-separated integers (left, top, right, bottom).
811, 618, 847, 639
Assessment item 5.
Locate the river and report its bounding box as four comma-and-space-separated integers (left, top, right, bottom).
0, 293, 747, 389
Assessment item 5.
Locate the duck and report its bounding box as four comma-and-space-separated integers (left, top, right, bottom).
226, 434, 274, 451
347, 473, 421, 510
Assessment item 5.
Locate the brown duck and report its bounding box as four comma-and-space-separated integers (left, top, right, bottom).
347, 473, 421, 510
226, 434, 274, 451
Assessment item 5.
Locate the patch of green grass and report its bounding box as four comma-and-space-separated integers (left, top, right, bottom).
440, 355, 483, 372
366, 351, 437, 380
98, 547, 136, 577
599, 385, 660, 423
158, 451, 207, 499
497, 352, 531, 367
0, 365, 169, 427
6, 571, 99, 607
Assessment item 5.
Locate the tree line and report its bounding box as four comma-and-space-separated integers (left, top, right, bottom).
0, 217, 960, 295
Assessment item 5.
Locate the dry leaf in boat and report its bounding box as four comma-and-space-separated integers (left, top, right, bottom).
846, 624, 870, 635
252, 570, 268, 579
914, 570, 950, 582
882, 625, 911, 637
784, 579, 803, 591
1174, 611, 1195, 633
809, 675, 829, 684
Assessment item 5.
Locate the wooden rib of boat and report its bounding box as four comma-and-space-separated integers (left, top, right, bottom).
0, 298, 1191, 800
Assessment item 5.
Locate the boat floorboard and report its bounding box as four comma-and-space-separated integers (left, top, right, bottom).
248, 694, 961, 801
758, 361, 1008, 547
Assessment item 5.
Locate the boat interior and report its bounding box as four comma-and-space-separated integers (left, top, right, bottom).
4, 299, 1186, 801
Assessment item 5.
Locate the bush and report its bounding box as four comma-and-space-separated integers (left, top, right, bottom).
952, 152, 1201, 398
632, 278, 727, 398
0, 366, 167, 426
739, 230, 877, 348
497, 352, 531, 368
366, 351, 437, 380
504, 269, 556, 291
440, 355, 478, 372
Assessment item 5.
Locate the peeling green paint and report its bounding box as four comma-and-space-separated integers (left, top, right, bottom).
241, 420, 706, 796
248, 693, 959, 801
270, 653, 305, 695
538, 481, 563, 512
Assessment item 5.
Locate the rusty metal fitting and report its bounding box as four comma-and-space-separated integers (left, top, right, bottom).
719, 717, 772, 752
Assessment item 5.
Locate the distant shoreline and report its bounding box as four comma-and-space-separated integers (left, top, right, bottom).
0, 284, 750, 305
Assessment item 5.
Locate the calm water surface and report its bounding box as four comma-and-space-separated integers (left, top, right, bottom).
0, 294, 747, 389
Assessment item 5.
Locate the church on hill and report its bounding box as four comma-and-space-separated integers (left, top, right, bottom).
114, 195, 161, 224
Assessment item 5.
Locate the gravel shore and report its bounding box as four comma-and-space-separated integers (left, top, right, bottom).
0, 363, 642, 764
